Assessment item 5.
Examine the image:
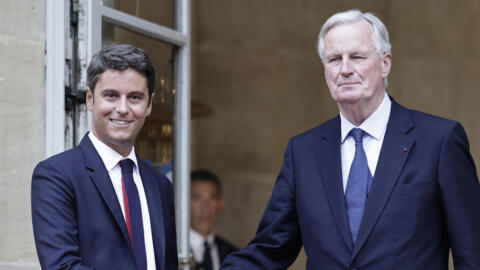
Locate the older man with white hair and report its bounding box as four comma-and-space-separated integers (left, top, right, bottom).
221, 9, 480, 270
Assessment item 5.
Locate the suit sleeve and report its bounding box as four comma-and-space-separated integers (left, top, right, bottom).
221, 140, 303, 269
161, 175, 180, 269
438, 122, 480, 269
31, 161, 93, 270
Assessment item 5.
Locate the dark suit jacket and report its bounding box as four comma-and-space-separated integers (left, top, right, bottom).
216, 236, 238, 263
31, 135, 178, 270
222, 98, 480, 270
192, 234, 237, 268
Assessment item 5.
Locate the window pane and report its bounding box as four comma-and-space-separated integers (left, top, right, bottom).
102, 21, 176, 170
102, 0, 174, 29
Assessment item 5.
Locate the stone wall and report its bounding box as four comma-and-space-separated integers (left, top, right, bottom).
0, 0, 45, 268
192, 1, 480, 269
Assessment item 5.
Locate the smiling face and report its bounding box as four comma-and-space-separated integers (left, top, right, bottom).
323, 19, 391, 120
86, 68, 153, 156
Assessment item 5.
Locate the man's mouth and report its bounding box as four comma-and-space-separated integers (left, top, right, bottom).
111, 119, 132, 125
338, 81, 359, 86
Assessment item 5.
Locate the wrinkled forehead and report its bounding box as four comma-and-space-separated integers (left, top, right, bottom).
322, 24, 379, 63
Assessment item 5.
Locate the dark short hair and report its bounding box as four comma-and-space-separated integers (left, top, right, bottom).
191, 169, 222, 196
87, 44, 155, 97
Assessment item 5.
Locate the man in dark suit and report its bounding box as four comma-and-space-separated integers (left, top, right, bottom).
189, 169, 237, 270
31, 44, 178, 270
222, 9, 480, 270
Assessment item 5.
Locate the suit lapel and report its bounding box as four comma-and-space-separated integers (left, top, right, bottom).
138, 160, 166, 269
315, 117, 353, 252
352, 99, 415, 258
79, 135, 131, 245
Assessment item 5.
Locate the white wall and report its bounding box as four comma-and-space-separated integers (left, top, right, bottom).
0, 0, 45, 268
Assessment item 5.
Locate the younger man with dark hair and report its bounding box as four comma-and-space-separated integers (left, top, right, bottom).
32, 44, 178, 270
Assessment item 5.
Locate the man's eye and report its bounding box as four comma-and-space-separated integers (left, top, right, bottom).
328, 58, 341, 63
105, 93, 116, 98
130, 95, 142, 100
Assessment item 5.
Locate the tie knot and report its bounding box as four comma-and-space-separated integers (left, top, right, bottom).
120, 159, 134, 174
350, 128, 365, 144
204, 241, 210, 249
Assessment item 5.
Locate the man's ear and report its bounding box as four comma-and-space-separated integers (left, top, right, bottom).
146, 92, 155, 116
381, 53, 392, 78
86, 88, 94, 111
218, 198, 224, 212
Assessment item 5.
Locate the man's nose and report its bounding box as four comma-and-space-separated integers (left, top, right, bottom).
116, 96, 128, 114
340, 58, 353, 75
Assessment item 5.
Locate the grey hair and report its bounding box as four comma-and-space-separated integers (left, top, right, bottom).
317, 9, 391, 86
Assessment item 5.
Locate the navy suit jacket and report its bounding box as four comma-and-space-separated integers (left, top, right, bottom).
222, 98, 480, 270
216, 236, 238, 263
31, 135, 178, 270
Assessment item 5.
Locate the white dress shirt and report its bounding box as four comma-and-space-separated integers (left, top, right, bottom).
88, 132, 156, 270
190, 229, 221, 270
340, 93, 391, 192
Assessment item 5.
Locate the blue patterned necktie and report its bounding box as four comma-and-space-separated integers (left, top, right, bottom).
345, 128, 372, 244
120, 159, 147, 270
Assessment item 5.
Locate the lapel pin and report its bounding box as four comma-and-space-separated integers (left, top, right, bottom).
403, 147, 408, 152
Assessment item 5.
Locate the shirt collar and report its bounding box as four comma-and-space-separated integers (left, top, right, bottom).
340, 93, 391, 143
88, 131, 138, 171
190, 229, 216, 247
